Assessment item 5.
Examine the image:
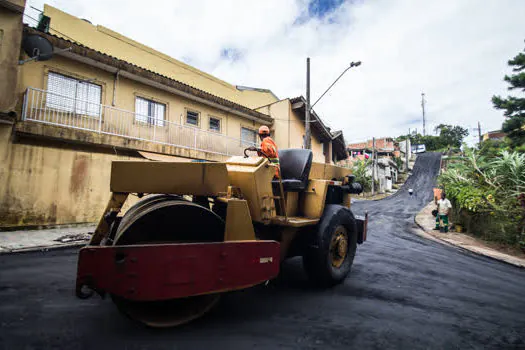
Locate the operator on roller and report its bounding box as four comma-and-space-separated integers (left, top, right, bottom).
247, 125, 280, 179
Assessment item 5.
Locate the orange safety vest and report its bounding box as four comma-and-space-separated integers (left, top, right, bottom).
258, 137, 280, 178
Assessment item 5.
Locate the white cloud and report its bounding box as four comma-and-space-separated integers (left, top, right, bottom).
24, 0, 525, 145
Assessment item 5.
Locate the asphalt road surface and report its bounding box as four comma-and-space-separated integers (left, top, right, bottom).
1, 153, 524, 349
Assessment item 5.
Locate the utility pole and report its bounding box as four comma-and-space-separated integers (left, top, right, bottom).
303, 59, 361, 149
304, 57, 311, 149
421, 92, 426, 136
405, 136, 409, 172
371, 137, 376, 196
478, 121, 482, 144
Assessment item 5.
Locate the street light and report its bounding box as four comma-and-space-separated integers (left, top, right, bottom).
304, 59, 362, 149
310, 60, 362, 110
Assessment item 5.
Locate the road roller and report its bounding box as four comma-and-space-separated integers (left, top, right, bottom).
75, 148, 368, 327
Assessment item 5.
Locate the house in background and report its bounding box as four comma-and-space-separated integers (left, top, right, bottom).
481, 130, 507, 142
346, 137, 395, 162
377, 158, 398, 192
343, 137, 401, 193
256, 96, 348, 164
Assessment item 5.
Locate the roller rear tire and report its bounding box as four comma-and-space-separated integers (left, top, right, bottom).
303, 205, 357, 287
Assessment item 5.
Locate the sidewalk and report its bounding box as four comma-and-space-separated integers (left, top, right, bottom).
415, 201, 525, 268
0, 224, 95, 254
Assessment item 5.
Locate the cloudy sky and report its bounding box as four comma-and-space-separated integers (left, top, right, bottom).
24, 0, 525, 145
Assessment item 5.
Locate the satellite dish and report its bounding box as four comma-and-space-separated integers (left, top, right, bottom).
21, 34, 54, 62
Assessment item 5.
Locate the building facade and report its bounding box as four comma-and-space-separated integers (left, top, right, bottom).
0, 2, 349, 228
256, 96, 347, 164
481, 130, 507, 142
346, 137, 396, 163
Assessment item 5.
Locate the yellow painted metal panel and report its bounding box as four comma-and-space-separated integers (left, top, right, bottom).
226, 157, 275, 223
309, 162, 352, 180
301, 180, 329, 219
224, 199, 256, 241
110, 161, 229, 195
285, 192, 299, 217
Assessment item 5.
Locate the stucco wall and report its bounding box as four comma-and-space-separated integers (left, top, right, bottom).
256, 100, 326, 162
0, 124, 149, 228
288, 109, 324, 162
3, 49, 270, 228
0, 5, 24, 114
19, 55, 264, 144
257, 99, 292, 149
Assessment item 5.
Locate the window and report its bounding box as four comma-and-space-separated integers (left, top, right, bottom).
209, 117, 221, 132
135, 97, 165, 126
241, 127, 256, 145
186, 110, 199, 126
45, 72, 101, 117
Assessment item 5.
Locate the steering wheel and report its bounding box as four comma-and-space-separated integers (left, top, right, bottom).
243, 147, 270, 159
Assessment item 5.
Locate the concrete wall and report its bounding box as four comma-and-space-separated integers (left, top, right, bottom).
19, 54, 264, 143
0, 1, 25, 114
256, 100, 326, 163
2, 43, 267, 228
257, 99, 292, 148
0, 124, 149, 228
398, 139, 412, 167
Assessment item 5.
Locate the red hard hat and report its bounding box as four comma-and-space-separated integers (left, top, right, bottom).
258, 125, 270, 135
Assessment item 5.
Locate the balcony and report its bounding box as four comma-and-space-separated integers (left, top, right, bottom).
21, 87, 256, 158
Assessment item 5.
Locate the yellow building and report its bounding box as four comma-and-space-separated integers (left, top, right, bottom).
0, 2, 348, 228
256, 96, 347, 164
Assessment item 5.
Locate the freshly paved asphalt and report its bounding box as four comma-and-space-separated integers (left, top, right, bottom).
1, 153, 524, 349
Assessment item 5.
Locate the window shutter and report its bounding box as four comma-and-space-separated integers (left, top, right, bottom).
45, 72, 101, 117
135, 97, 149, 123
241, 127, 256, 144
154, 102, 165, 127
135, 96, 165, 126
46, 72, 76, 112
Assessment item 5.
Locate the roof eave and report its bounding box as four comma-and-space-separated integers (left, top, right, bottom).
289, 96, 333, 141
23, 26, 273, 124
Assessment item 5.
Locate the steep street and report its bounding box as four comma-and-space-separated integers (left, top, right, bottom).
1, 153, 524, 349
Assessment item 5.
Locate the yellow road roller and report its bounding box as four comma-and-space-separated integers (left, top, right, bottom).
75, 148, 368, 327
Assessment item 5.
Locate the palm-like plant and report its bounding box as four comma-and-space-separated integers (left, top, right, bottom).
488, 151, 525, 197
438, 149, 525, 245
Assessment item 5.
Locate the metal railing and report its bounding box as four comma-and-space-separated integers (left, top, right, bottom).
21, 87, 256, 157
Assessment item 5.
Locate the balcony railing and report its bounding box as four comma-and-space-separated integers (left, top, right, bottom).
21, 87, 256, 157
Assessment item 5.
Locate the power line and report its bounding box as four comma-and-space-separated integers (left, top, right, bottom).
22, 12, 78, 43
22, 12, 332, 129
22, 12, 200, 78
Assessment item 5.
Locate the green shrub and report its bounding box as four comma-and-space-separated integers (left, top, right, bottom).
438, 149, 525, 245
352, 159, 372, 192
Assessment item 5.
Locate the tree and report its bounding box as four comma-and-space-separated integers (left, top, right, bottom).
434, 124, 469, 148
396, 124, 468, 151
492, 41, 525, 151
478, 139, 509, 159
351, 159, 372, 192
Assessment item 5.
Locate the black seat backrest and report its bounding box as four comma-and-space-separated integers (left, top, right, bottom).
278, 148, 313, 182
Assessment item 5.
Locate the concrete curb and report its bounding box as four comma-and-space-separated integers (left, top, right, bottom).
0, 241, 88, 255
413, 205, 525, 269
